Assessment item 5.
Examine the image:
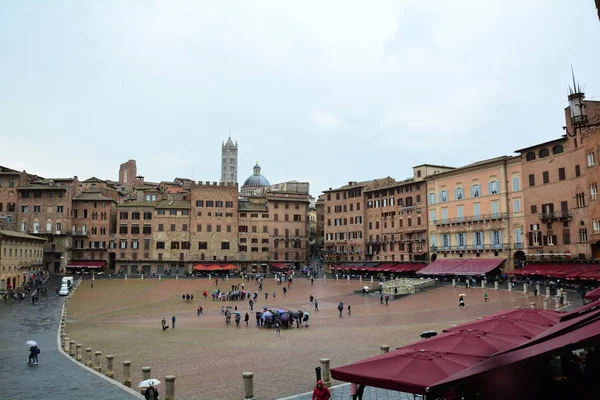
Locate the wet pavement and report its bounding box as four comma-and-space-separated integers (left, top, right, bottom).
0, 276, 138, 400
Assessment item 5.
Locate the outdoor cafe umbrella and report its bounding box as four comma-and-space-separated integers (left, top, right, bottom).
444, 316, 548, 339
331, 348, 485, 395
412, 329, 526, 358
484, 309, 561, 328
26, 340, 37, 347
138, 379, 161, 388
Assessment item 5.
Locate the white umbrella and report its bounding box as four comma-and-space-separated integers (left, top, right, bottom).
26, 340, 37, 347
138, 379, 161, 388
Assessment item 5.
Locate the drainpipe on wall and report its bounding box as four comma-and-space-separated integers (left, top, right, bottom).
502, 158, 512, 269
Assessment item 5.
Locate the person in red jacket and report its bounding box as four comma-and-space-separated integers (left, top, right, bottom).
312, 380, 331, 400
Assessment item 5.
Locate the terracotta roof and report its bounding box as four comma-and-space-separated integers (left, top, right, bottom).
116, 201, 157, 208
155, 200, 190, 209
18, 185, 67, 191
73, 192, 116, 202
323, 179, 377, 192
239, 202, 268, 212
514, 137, 566, 153
0, 230, 47, 241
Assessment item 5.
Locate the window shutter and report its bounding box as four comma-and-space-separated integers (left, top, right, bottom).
552, 235, 557, 245
528, 232, 534, 246
543, 235, 548, 246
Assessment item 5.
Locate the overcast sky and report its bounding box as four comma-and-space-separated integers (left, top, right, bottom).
1, 1, 599, 196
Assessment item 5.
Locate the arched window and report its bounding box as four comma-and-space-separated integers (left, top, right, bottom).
539, 148, 550, 158
553, 145, 564, 155
151, 194, 156, 201
526, 152, 536, 161
146, 194, 150, 202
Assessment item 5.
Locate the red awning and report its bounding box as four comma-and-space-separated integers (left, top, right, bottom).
417, 259, 466, 275
429, 308, 600, 393
481, 309, 562, 328
67, 261, 104, 269
192, 264, 209, 271
330, 348, 485, 395
417, 259, 503, 276
585, 287, 600, 302
450, 259, 505, 276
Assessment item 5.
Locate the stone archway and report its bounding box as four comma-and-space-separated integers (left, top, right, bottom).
513, 250, 526, 269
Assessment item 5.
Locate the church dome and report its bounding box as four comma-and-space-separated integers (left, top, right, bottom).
242, 163, 270, 188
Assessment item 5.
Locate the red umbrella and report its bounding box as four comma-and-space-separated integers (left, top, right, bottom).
409, 329, 527, 358
483, 309, 561, 328
444, 316, 548, 338
331, 348, 484, 395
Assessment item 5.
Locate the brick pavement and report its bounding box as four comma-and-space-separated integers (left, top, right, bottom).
65, 276, 572, 400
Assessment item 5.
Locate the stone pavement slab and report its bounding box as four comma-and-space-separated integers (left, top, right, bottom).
0, 276, 139, 400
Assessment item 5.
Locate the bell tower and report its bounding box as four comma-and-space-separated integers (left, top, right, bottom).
221, 134, 238, 184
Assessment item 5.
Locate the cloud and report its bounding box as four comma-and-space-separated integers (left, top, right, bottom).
309, 111, 342, 130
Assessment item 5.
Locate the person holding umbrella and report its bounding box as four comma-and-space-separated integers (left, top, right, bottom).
459, 294, 466, 308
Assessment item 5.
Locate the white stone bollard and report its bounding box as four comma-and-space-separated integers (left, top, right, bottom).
69, 340, 76, 357
347, 275, 350, 281
320, 358, 332, 388
543, 298, 549, 309
242, 372, 255, 400
94, 351, 102, 372
530, 302, 536, 309
481, 280, 485, 289
380, 345, 390, 354
508, 282, 512, 292
452, 279, 456, 287
106, 355, 114, 378
85, 348, 93, 367
336, 274, 338, 281
563, 291, 568, 305
494, 281, 499, 291
536, 284, 541, 296
125, 274, 128, 280
176, 275, 179, 280
159, 275, 161, 280
165, 375, 176, 400
76, 344, 83, 362
546, 287, 551, 298
141, 274, 144, 280
122, 361, 132, 387
371, 276, 374, 283
523, 283, 528, 294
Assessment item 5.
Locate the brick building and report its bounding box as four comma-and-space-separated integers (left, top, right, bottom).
190, 181, 239, 264
238, 196, 270, 272
0, 230, 45, 290
315, 195, 325, 257
323, 180, 371, 265
427, 156, 525, 270
0, 166, 38, 231
153, 199, 192, 274
363, 167, 433, 263
71, 191, 117, 271
115, 200, 156, 275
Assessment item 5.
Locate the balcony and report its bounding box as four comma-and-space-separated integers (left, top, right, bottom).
434, 213, 509, 226
431, 243, 511, 252
71, 230, 89, 237
538, 211, 572, 221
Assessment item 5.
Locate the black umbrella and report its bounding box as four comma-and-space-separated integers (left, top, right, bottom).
420, 330, 438, 339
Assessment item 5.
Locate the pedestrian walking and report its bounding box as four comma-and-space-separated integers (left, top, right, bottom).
161, 318, 166, 330
275, 320, 281, 334
283, 286, 287, 296
309, 295, 314, 304
171, 315, 176, 329
459, 295, 465, 308
273, 292, 276, 299
265, 292, 269, 300
380, 294, 384, 306
314, 297, 319, 311
348, 304, 352, 316
350, 383, 365, 400
311, 277, 314, 285
311, 380, 331, 400
337, 301, 344, 318
385, 295, 389, 305
244, 312, 249, 326
484, 292, 489, 303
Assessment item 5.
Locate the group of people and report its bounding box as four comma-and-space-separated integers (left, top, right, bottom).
182, 293, 194, 303
28, 345, 41, 365
161, 316, 176, 331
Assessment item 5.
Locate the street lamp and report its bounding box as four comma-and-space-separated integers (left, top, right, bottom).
563, 76, 600, 137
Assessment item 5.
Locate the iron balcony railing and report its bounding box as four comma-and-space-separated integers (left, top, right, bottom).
538, 211, 572, 221
431, 243, 513, 251
434, 213, 509, 226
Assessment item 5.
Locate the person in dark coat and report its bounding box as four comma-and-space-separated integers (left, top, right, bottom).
144, 384, 159, 400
